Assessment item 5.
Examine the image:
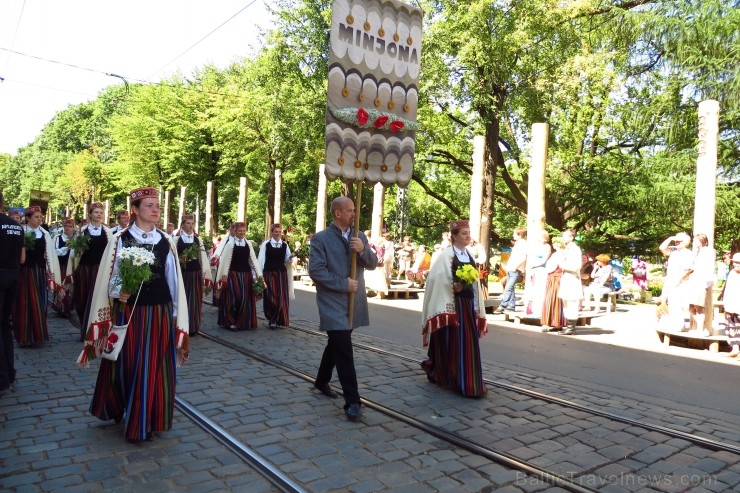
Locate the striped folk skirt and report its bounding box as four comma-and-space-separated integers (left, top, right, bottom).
421, 296, 487, 397
263, 269, 289, 327
221, 270, 257, 330
13, 265, 49, 346
74, 263, 100, 338
182, 270, 203, 335
89, 302, 176, 442
542, 272, 567, 329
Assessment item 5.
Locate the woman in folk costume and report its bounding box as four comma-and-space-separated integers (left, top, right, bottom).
541, 237, 568, 332
73, 202, 111, 341
78, 187, 189, 443
14, 206, 62, 346
175, 214, 212, 336
421, 220, 488, 398
52, 218, 76, 318
215, 222, 263, 330
258, 223, 295, 330
557, 228, 584, 335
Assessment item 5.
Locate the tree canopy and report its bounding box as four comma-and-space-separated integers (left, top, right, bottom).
1, 0, 738, 259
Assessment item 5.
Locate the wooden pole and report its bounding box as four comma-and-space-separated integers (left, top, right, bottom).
347, 182, 364, 329
371, 182, 384, 239
195, 194, 200, 235
315, 164, 328, 233
164, 190, 171, 229
104, 200, 110, 226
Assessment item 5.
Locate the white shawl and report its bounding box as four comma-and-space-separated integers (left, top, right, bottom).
77, 227, 190, 367
25, 226, 62, 290
215, 238, 263, 288
421, 246, 487, 347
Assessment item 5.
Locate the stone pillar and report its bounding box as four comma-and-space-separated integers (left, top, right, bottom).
315, 164, 328, 233
470, 135, 485, 241
274, 169, 282, 225
694, 100, 720, 332
527, 123, 548, 238
371, 182, 384, 239
163, 190, 171, 229
205, 181, 213, 236
237, 177, 247, 223
177, 186, 187, 229
195, 195, 200, 235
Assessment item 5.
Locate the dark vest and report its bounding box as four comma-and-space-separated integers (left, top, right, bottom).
230, 242, 252, 272
452, 253, 475, 299
264, 242, 287, 272
177, 236, 202, 272
23, 235, 47, 269
121, 231, 172, 306
80, 227, 108, 266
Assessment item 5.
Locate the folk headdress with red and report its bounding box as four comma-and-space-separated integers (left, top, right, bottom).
62, 217, 75, 227
89, 202, 104, 212
449, 219, 469, 231
232, 221, 246, 229
182, 213, 195, 221
129, 187, 159, 201
25, 205, 42, 216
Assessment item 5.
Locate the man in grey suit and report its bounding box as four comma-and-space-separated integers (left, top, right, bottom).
309, 196, 377, 421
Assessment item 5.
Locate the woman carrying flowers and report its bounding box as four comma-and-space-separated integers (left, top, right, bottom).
175, 214, 212, 335
14, 206, 62, 346
420, 219, 487, 397
72, 202, 111, 341
52, 217, 77, 318
215, 221, 263, 330
78, 187, 189, 443
258, 223, 295, 330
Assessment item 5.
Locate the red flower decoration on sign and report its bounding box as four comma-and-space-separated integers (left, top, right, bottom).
357, 108, 368, 125
390, 121, 405, 132
373, 115, 389, 128
108, 333, 119, 343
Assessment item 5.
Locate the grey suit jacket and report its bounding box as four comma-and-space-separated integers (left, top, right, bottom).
309, 223, 377, 330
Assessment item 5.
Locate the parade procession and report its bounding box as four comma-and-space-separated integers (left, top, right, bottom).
1, 0, 739, 492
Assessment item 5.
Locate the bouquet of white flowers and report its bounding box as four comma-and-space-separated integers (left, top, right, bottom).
114, 246, 156, 294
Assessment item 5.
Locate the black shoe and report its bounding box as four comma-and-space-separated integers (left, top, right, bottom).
560, 327, 576, 335
344, 403, 362, 421
269, 322, 277, 330
314, 382, 338, 398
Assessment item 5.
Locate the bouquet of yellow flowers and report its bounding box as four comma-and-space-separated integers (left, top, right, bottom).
113, 246, 156, 294
454, 264, 479, 287
179, 244, 200, 264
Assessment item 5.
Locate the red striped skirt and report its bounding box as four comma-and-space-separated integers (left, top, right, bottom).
221, 270, 257, 330
421, 296, 486, 397
541, 273, 567, 328
13, 265, 49, 345
89, 302, 176, 441
263, 270, 289, 326
182, 270, 203, 334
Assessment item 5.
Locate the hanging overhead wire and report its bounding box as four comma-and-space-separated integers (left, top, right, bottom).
1, 0, 28, 78
146, 0, 258, 80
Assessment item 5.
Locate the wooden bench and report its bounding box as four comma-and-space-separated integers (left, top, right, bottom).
300, 275, 314, 286
379, 287, 424, 299
292, 270, 308, 281
503, 310, 598, 326
656, 328, 727, 353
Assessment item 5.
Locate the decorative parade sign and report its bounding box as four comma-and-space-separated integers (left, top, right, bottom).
29, 189, 51, 214
325, 0, 423, 187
